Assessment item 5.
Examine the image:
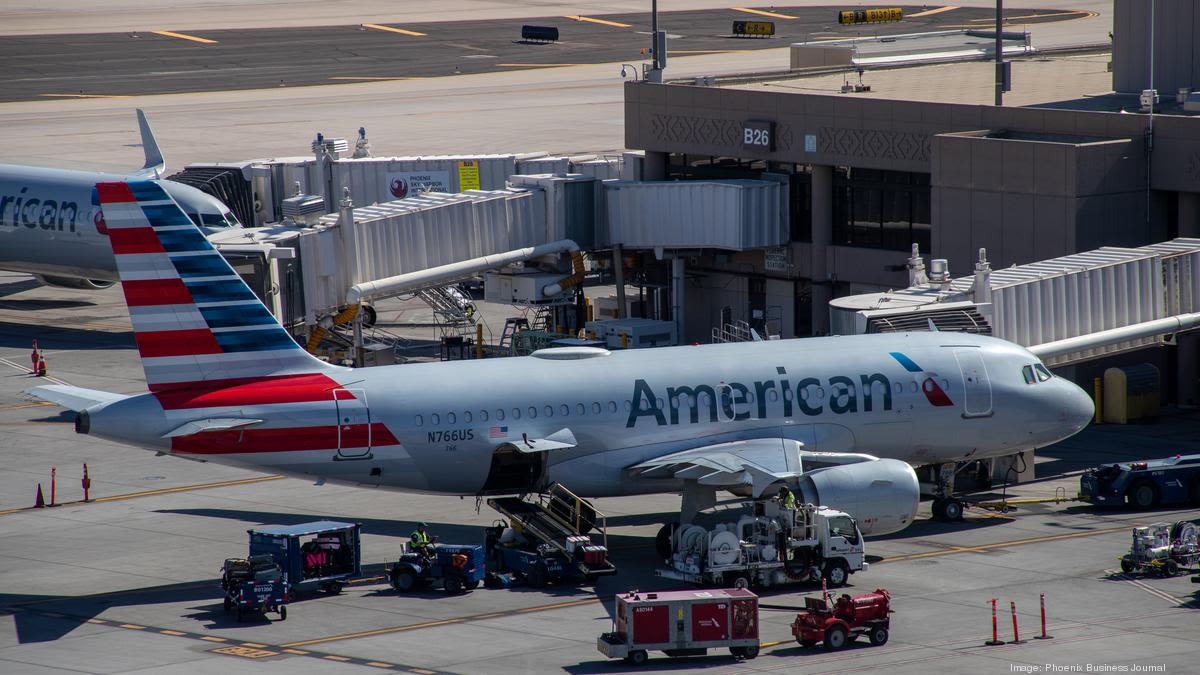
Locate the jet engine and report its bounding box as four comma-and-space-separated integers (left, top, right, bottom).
794, 458, 919, 536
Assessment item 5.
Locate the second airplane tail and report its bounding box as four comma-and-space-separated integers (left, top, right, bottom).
96, 180, 345, 394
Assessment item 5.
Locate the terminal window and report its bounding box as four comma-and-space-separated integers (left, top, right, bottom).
833, 168, 930, 252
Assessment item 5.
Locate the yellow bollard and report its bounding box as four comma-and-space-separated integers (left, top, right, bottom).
1093, 376, 1103, 424
585, 297, 594, 322
620, 332, 629, 349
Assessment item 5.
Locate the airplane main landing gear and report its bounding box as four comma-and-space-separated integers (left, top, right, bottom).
931, 497, 964, 522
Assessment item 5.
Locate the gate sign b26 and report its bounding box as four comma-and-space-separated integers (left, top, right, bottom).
743, 120, 775, 151
732, 20, 776, 37
838, 8, 903, 24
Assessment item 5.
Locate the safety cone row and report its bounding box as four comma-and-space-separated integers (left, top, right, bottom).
985, 595, 1052, 646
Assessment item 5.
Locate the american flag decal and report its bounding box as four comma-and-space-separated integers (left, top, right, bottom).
489, 426, 509, 439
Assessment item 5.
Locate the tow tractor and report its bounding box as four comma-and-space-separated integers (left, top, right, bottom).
1081, 454, 1200, 508
791, 588, 893, 650
656, 500, 866, 589
390, 542, 486, 594
484, 483, 616, 587
1119, 521, 1200, 577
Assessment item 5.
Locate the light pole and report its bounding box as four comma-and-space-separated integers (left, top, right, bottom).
994, 0, 1004, 105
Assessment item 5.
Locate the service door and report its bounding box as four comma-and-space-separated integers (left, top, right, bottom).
334, 388, 372, 458
953, 349, 993, 418
691, 602, 729, 642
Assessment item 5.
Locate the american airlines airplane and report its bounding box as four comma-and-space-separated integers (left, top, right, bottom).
0, 110, 240, 289
28, 181, 1096, 538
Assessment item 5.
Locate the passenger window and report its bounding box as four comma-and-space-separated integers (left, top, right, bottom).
909, 381, 918, 393
656, 397, 665, 409
512, 408, 521, 420
768, 390, 779, 402
624, 400, 632, 412
1022, 365, 1036, 385
545, 405, 554, 417
1034, 364, 1053, 382
528, 407, 537, 419
464, 411, 472, 423
415, 415, 424, 427
783, 388, 792, 401
480, 410, 489, 422
496, 409, 505, 421
447, 412, 456, 424
608, 401, 618, 413
561, 404, 570, 416
893, 381, 902, 394
431, 413, 440, 425
592, 402, 602, 414
577, 403, 585, 415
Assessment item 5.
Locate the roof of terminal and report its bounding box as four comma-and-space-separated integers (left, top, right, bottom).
733, 52, 1200, 117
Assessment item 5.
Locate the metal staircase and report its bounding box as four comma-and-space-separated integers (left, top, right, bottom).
416, 286, 476, 340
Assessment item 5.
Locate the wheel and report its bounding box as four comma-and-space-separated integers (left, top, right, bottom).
823, 625, 849, 651
942, 499, 964, 521
823, 561, 849, 588
869, 626, 889, 646
730, 575, 751, 590
655, 523, 679, 561
324, 582, 343, 595
624, 649, 648, 666
526, 562, 548, 588
223, 597, 231, 611
464, 579, 480, 590
1120, 558, 1135, 575
931, 499, 946, 520
733, 644, 759, 659
360, 304, 377, 328
1127, 481, 1158, 509
799, 639, 818, 648
392, 570, 416, 592
444, 576, 464, 594
278, 606, 287, 621
1165, 560, 1180, 577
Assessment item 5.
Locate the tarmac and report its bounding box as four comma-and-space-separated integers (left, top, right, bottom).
2, 271, 1199, 674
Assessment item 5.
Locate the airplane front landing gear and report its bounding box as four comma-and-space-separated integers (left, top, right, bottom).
931, 463, 965, 522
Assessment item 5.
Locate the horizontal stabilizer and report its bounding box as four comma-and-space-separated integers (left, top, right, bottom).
163, 418, 264, 438
512, 428, 577, 453
25, 385, 128, 412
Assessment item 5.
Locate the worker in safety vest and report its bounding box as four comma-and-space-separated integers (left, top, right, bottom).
777, 485, 797, 511
410, 522, 434, 558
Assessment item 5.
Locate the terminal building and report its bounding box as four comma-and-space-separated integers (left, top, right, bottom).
619, 0, 1200, 404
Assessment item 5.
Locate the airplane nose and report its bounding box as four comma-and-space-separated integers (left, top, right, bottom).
1061, 381, 1095, 433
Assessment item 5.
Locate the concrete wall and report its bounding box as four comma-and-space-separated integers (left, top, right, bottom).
1113, 0, 1200, 95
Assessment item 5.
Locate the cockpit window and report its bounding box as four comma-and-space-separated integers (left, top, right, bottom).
201, 211, 239, 228
1022, 365, 1036, 385
1034, 364, 1053, 382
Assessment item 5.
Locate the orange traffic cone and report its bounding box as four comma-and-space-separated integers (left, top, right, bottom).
36, 356, 47, 377
30, 340, 39, 374
34, 484, 45, 508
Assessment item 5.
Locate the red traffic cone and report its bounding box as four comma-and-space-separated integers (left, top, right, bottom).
36, 356, 47, 377
34, 483, 45, 508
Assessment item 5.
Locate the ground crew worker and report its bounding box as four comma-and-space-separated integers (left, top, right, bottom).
778, 486, 796, 511
410, 522, 433, 558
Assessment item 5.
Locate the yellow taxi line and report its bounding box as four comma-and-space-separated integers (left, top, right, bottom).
93, 475, 284, 502
565, 15, 632, 28
907, 6, 960, 18
362, 23, 426, 37
732, 7, 797, 20
152, 30, 217, 44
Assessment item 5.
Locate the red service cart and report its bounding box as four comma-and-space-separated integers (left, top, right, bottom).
597, 588, 759, 666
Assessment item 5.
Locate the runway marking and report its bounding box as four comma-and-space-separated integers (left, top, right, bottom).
85, 618, 106, 624
160, 629, 186, 636
409, 670, 436, 675
565, 15, 632, 28
152, 30, 217, 44
0, 401, 55, 411
496, 63, 585, 68
732, 7, 797, 20
119, 623, 145, 629
240, 642, 268, 648
878, 523, 1134, 564
38, 93, 133, 99
362, 23, 427, 37
214, 645, 278, 659
906, 6, 960, 18
366, 662, 395, 668
282, 649, 310, 655
0, 356, 69, 385
280, 596, 599, 647
92, 475, 284, 502
1106, 570, 1189, 605
323, 654, 352, 661
200, 636, 228, 642
328, 76, 429, 81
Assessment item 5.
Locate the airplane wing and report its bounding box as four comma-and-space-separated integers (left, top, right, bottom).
130, 109, 165, 179
25, 385, 129, 412
628, 439, 880, 497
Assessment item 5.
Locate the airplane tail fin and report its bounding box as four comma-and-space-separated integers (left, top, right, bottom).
95, 180, 343, 392
132, 109, 165, 178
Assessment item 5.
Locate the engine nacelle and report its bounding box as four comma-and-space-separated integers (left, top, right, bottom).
34, 274, 115, 290
795, 458, 919, 536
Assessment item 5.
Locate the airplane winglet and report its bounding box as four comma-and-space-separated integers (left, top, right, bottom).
133, 109, 165, 178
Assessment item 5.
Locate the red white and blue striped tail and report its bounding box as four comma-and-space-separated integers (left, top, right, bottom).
96, 181, 339, 391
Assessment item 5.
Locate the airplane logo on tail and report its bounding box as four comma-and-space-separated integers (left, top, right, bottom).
889, 352, 954, 407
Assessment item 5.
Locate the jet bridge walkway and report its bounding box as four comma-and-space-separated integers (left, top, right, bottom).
487, 483, 617, 579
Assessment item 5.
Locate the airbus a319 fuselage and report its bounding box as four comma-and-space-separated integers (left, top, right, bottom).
34, 180, 1095, 538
